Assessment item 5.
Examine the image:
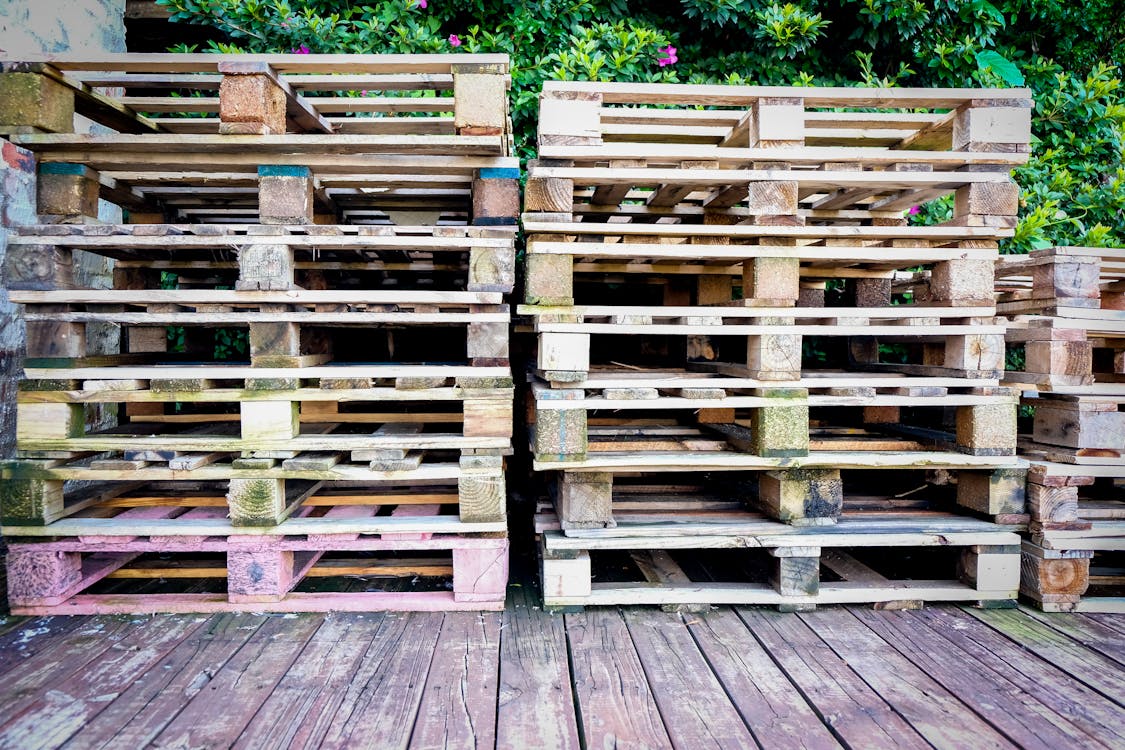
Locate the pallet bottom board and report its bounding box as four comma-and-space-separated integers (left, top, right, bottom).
10, 590, 504, 616
545, 581, 1014, 607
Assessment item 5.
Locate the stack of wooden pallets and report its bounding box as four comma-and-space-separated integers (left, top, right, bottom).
0, 53, 518, 614
996, 247, 1125, 612
524, 81, 1034, 609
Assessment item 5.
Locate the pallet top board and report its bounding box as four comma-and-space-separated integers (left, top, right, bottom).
12, 289, 505, 305
537, 144, 1027, 169
10, 133, 506, 157
22, 364, 511, 380
534, 450, 1026, 472
522, 219, 1012, 241
3, 54, 509, 137
541, 80, 1030, 107
540, 512, 1020, 549
6, 53, 509, 75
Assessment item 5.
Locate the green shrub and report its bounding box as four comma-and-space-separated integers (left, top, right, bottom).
157, 0, 1125, 250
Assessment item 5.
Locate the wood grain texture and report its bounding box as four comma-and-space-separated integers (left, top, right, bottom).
685, 609, 841, 749
495, 585, 582, 750
623, 608, 759, 749
565, 608, 673, 749
739, 608, 931, 749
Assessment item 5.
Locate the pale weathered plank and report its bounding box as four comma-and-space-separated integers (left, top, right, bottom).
146, 614, 322, 748
850, 607, 1110, 750
408, 612, 502, 749
916, 608, 1125, 744
565, 608, 673, 749
495, 586, 582, 750
684, 608, 841, 749
739, 608, 931, 749
0, 615, 204, 748
623, 608, 760, 748
963, 607, 1125, 704
62, 613, 271, 750
232, 613, 381, 750
318, 612, 445, 749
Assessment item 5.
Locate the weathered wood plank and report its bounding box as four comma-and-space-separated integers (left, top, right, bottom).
408, 611, 502, 749
850, 607, 1110, 750
1020, 609, 1125, 666
495, 585, 582, 750
61, 613, 270, 749
964, 607, 1125, 703
917, 608, 1125, 743
147, 614, 322, 748
685, 609, 841, 749
565, 609, 673, 749
623, 608, 759, 748
799, 609, 1017, 749
738, 608, 931, 749
233, 613, 380, 749
0, 615, 204, 748
318, 612, 444, 749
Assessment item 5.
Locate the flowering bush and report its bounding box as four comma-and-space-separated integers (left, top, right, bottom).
158, 0, 1124, 249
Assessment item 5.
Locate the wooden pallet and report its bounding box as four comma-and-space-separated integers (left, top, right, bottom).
523, 303, 1008, 382
2, 54, 517, 223
532, 81, 1030, 213
997, 247, 1125, 389
8, 223, 517, 291
529, 370, 1017, 461
1, 452, 507, 527
1016, 461, 1124, 613
522, 221, 1011, 308
536, 443, 1026, 529
5, 531, 509, 615
535, 506, 1020, 610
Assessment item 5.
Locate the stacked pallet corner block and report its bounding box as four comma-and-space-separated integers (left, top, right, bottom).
524, 81, 1033, 610
996, 247, 1125, 612
0, 54, 517, 614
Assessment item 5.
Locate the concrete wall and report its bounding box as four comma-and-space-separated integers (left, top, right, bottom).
0, 0, 127, 457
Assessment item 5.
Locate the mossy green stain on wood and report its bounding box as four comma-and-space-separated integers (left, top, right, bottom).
0, 477, 62, 525
751, 403, 810, 457
227, 477, 285, 526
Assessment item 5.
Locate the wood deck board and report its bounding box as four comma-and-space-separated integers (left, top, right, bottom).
965, 608, 1125, 703
495, 585, 582, 750
317, 612, 444, 749
623, 608, 760, 749
800, 609, 1019, 749
144, 614, 322, 748
684, 609, 842, 749
0, 598, 1121, 750
737, 608, 932, 749
565, 608, 673, 749
849, 607, 1110, 750
0, 615, 205, 749
231, 613, 382, 750
914, 608, 1125, 745
408, 611, 502, 749
61, 613, 271, 750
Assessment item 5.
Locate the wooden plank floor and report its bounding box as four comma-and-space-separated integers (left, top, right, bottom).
0, 586, 1122, 749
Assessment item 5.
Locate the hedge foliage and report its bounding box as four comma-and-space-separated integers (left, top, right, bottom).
159, 0, 1125, 252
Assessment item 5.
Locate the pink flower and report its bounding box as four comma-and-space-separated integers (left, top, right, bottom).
416, 0, 427, 7
292, 44, 310, 54
907, 205, 921, 216
658, 45, 678, 67
449, 34, 461, 47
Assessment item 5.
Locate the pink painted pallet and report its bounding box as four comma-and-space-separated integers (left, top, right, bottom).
5, 532, 509, 615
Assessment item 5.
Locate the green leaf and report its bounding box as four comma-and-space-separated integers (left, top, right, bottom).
975, 50, 1024, 86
